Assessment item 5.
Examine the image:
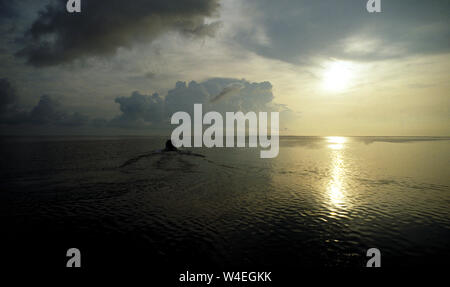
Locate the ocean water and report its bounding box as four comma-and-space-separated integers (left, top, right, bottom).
1, 136, 449, 270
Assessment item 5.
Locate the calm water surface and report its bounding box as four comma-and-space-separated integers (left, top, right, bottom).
1, 136, 449, 269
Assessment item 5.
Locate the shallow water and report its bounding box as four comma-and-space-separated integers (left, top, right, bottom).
1, 136, 449, 269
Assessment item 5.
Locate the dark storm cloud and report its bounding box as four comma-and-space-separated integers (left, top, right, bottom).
29, 95, 88, 126
29, 95, 64, 124
0, 78, 17, 112
0, 78, 28, 124
0, 78, 88, 126
16, 0, 220, 66
238, 0, 450, 63
0, 0, 18, 20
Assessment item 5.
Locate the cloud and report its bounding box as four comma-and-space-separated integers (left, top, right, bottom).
0, 0, 18, 20
164, 78, 275, 116
29, 95, 88, 126
235, 0, 450, 63
110, 91, 165, 128
0, 79, 89, 126
210, 83, 243, 103
16, 0, 221, 67
110, 78, 279, 128
0, 78, 28, 124
28, 95, 65, 124
0, 77, 299, 132
109, 78, 298, 132
0, 78, 17, 112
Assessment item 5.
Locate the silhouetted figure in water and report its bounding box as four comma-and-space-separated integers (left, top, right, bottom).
164, 139, 178, 151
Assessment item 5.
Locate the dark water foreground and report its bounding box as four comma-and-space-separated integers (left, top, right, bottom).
0, 136, 449, 278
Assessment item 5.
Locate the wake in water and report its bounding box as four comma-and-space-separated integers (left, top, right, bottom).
119, 140, 205, 168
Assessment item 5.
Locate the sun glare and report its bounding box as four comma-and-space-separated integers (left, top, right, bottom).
326, 136, 347, 150
322, 61, 354, 93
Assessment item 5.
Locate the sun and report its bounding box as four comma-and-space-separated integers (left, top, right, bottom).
322, 61, 354, 93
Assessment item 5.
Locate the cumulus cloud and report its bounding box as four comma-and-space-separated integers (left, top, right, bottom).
236, 0, 450, 63
110, 77, 298, 131
164, 78, 274, 116
110, 91, 165, 128
0, 78, 17, 112
29, 95, 65, 124
29, 95, 89, 126
0, 78, 89, 127
109, 78, 278, 128
1, 77, 299, 132
16, 0, 221, 66
210, 83, 244, 103
0, 78, 28, 124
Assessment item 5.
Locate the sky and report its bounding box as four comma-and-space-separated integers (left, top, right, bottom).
0, 0, 449, 136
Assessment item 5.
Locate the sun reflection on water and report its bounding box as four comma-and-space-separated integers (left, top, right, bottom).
326, 136, 347, 150
326, 137, 348, 215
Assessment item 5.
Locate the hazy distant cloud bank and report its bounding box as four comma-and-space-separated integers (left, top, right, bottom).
16, 0, 221, 66
0, 77, 296, 132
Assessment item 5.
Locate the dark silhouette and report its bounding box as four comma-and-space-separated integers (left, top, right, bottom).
164, 139, 178, 151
